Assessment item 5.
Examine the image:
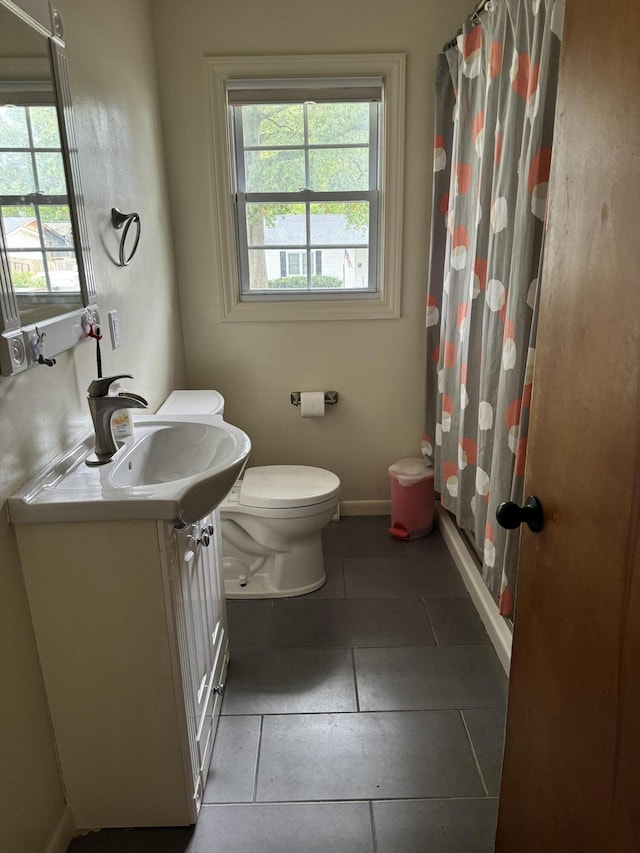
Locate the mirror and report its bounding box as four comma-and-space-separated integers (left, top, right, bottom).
0, 2, 96, 375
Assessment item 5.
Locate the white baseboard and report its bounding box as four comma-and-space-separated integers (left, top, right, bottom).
46, 806, 75, 853
340, 500, 390, 516
436, 507, 512, 676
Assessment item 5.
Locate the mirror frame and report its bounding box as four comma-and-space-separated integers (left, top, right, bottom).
0, 1, 97, 376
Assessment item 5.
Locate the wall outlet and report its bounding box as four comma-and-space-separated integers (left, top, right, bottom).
108, 310, 121, 349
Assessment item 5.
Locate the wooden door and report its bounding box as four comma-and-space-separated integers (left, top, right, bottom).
496, 1, 640, 850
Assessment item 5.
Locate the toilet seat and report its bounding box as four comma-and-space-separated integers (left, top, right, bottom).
238, 465, 340, 509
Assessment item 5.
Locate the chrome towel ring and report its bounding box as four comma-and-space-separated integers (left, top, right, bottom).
111, 207, 141, 267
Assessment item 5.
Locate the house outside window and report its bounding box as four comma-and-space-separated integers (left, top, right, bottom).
206, 54, 405, 321
280, 248, 322, 279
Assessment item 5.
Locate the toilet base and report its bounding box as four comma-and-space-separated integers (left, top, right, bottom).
224, 556, 326, 598
222, 530, 327, 599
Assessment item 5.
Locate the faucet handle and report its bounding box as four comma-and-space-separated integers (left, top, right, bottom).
87, 374, 134, 398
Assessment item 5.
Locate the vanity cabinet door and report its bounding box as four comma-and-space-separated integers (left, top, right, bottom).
203, 510, 228, 770
170, 510, 228, 806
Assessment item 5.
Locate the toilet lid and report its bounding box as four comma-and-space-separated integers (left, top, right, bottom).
157, 389, 224, 415
239, 465, 340, 509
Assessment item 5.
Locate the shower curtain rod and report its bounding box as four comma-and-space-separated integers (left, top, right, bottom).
442, 0, 493, 51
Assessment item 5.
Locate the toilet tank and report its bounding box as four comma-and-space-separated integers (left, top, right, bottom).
157, 390, 225, 416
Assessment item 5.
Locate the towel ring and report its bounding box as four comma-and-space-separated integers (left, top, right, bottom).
111, 208, 141, 267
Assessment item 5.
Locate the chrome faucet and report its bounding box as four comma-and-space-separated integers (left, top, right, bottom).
85, 374, 148, 466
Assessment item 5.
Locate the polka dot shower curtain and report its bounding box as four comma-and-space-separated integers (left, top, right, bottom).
424, 0, 564, 618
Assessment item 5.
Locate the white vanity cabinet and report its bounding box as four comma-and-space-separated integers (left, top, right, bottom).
13, 509, 228, 829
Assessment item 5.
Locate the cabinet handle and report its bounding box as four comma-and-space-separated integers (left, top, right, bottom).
197, 531, 210, 547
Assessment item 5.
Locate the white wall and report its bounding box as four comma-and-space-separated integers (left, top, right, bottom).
152, 0, 471, 504
0, 1, 186, 849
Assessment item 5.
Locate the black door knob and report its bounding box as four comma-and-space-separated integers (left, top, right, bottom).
496, 496, 544, 532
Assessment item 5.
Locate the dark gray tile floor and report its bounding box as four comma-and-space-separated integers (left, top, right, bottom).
68, 516, 507, 852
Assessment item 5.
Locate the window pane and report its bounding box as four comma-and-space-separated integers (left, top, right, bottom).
245, 149, 305, 193
40, 205, 74, 249
298, 246, 370, 289
45, 252, 79, 291
339, 247, 369, 289
0, 106, 29, 148
307, 102, 370, 145
0, 151, 35, 194
9, 249, 79, 293
30, 106, 61, 148
241, 104, 304, 146
35, 152, 67, 195
2, 204, 39, 248
309, 147, 368, 191
8, 248, 46, 290
309, 202, 369, 245
246, 203, 306, 247
287, 252, 301, 275
247, 247, 307, 290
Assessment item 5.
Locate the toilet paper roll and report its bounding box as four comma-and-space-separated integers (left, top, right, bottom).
300, 391, 325, 418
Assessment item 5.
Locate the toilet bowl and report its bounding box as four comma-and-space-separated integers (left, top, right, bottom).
220, 465, 340, 598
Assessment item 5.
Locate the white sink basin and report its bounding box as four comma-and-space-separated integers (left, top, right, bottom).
9, 414, 251, 524
110, 420, 239, 487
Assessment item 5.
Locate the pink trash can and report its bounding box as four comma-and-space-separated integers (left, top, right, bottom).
388, 457, 435, 540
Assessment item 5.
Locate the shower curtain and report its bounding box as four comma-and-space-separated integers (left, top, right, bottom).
424, 0, 564, 617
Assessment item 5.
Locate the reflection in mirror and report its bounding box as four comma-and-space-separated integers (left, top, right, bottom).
0, 2, 96, 375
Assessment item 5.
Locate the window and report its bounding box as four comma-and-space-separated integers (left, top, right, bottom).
0, 100, 79, 299
228, 82, 380, 298
206, 54, 405, 321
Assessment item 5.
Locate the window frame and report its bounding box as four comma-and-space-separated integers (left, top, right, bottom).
205, 54, 405, 321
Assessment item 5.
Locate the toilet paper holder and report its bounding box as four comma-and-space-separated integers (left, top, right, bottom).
291, 391, 339, 407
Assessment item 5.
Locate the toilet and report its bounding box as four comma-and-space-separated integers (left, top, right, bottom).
157, 390, 341, 599
220, 465, 340, 598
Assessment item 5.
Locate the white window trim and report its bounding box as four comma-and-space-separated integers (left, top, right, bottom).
204, 53, 405, 322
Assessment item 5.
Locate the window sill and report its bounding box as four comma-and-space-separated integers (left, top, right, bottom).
221, 291, 400, 322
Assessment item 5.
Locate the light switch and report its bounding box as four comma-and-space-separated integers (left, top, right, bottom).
108, 310, 121, 349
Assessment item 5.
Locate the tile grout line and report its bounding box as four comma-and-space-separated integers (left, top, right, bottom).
251, 715, 265, 803
351, 647, 361, 712
201, 795, 499, 807
421, 595, 440, 646
220, 707, 507, 718
460, 709, 490, 797
341, 558, 347, 597
369, 800, 379, 853
267, 599, 274, 648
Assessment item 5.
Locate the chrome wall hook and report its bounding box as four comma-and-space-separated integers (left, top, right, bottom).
111, 208, 141, 267
30, 328, 57, 367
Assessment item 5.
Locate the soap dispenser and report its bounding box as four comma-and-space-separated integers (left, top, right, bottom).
110, 381, 134, 438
